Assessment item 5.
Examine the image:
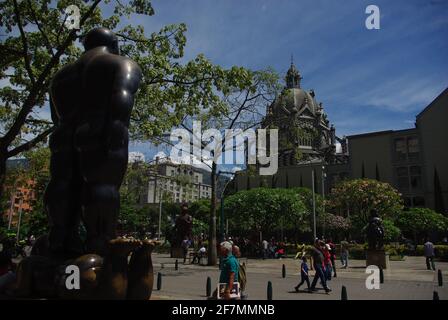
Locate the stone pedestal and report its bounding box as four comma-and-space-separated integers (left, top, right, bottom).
366, 249, 388, 269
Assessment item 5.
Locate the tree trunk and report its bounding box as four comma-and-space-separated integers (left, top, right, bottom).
208, 162, 218, 266
0, 153, 6, 205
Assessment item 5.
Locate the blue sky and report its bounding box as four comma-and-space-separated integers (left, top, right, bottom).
127, 0, 448, 161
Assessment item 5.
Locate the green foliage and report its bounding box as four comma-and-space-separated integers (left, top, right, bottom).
188, 198, 210, 225
329, 179, 404, 234
396, 208, 448, 241
0, 0, 259, 190
382, 219, 401, 243
224, 187, 309, 235
3, 147, 51, 240
318, 212, 351, 234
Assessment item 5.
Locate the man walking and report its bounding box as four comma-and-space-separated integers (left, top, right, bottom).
424, 237, 436, 271
218, 241, 239, 300
310, 240, 331, 293
340, 238, 349, 269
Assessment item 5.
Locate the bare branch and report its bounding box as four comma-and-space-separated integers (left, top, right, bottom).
7, 126, 54, 158
12, 0, 35, 85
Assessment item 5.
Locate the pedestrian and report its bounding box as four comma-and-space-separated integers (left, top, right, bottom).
262, 239, 269, 259
340, 238, 349, 269
326, 238, 337, 277
232, 245, 247, 299
423, 237, 436, 271
181, 237, 190, 264
322, 243, 332, 281
310, 240, 331, 293
294, 256, 311, 292
215, 241, 239, 300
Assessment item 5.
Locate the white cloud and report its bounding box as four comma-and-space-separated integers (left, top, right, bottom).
128, 151, 145, 163
153, 151, 212, 172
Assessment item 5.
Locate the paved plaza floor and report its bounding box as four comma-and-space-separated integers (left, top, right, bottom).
150, 253, 448, 300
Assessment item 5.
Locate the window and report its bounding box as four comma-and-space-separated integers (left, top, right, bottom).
396, 167, 409, 191
394, 138, 407, 161
413, 196, 425, 207
410, 166, 422, 191
407, 137, 419, 161
403, 197, 412, 208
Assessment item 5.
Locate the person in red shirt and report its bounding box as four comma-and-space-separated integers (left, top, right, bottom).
322, 242, 333, 281
326, 238, 337, 277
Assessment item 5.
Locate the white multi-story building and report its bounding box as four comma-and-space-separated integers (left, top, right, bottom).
146, 162, 212, 204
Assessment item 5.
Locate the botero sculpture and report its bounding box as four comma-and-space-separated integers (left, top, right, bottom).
11, 28, 158, 299
366, 209, 385, 250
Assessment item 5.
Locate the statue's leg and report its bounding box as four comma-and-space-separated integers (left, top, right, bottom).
45, 125, 82, 256
81, 182, 119, 255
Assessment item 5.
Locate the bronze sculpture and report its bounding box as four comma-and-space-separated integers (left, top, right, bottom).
172, 204, 193, 248
8, 28, 158, 300
366, 209, 385, 250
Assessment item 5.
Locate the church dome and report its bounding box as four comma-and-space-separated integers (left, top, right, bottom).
272, 87, 319, 115
268, 61, 319, 116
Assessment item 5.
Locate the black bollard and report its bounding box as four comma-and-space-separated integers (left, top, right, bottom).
282, 264, 286, 278
267, 281, 273, 300
433, 291, 439, 300
438, 269, 443, 287
341, 285, 348, 300
157, 272, 162, 290
175, 259, 179, 271
379, 268, 384, 284
206, 277, 211, 297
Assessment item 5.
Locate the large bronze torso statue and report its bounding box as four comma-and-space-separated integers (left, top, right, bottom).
46, 28, 141, 256
9, 28, 158, 300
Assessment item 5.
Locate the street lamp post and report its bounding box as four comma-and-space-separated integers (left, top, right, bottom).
322, 165, 326, 238
311, 167, 316, 241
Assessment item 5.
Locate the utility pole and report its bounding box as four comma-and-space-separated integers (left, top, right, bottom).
322, 165, 326, 238
312, 168, 316, 241
16, 199, 23, 243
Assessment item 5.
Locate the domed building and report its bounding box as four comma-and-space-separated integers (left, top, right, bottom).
262, 61, 346, 166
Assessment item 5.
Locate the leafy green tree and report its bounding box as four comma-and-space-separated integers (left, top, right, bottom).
317, 212, 351, 240
329, 179, 404, 236
382, 219, 401, 243
188, 198, 210, 225
224, 187, 308, 238
395, 208, 448, 243
1, 147, 50, 240
0, 0, 253, 203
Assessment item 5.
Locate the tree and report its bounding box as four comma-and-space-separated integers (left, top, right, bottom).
329, 179, 403, 237
188, 198, 210, 225
382, 219, 401, 243
224, 187, 309, 238
395, 208, 448, 243
159, 69, 280, 265
0, 0, 253, 204
1, 147, 50, 240
291, 187, 324, 234
317, 213, 351, 240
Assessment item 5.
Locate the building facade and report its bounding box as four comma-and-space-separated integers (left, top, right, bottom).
230, 61, 447, 214
346, 88, 448, 213
145, 161, 213, 204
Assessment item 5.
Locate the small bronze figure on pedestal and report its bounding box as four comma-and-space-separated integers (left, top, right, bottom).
366, 209, 385, 250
